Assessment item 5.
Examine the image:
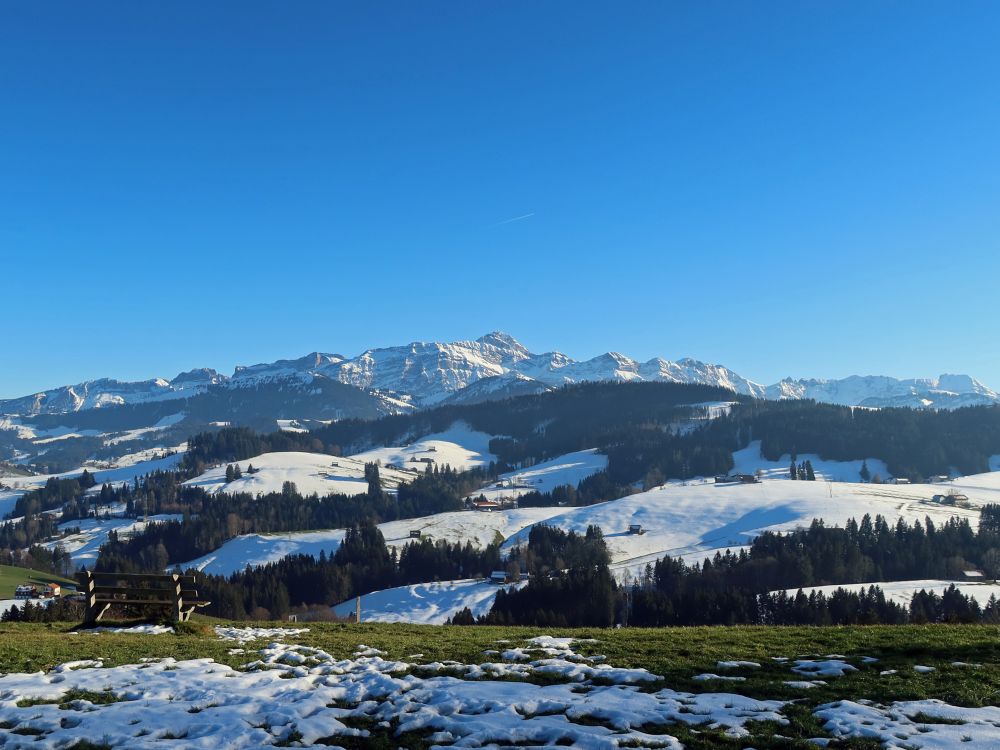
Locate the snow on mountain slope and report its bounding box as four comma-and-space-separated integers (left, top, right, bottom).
440, 372, 553, 406
327, 334, 524, 405
332, 578, 525, 624
0, 371, 222, 416
779, 580, 1000, 607
766, 373, 1000, 409
182, 451, 419, 498
176, 507, 566, 576
350, 422, 498, 472
4, 332, 996, 423
731, 441, 891, 482
470, 449, 608, 502
500, 478, 989, 578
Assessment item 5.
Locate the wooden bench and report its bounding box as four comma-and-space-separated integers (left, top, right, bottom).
77, 571, 211, 624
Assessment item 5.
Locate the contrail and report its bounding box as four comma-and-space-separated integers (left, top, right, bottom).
494, 212, 535, 226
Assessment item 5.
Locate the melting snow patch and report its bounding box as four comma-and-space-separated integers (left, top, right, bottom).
914, 665, 936, 673
717, 660, 761, 669
816, 699, 1000, 748
792, 659, 858, 678
213, 626, 310, 643
783, 680, 827, 690
81, 624, 174, 635
693, 673, 746, 682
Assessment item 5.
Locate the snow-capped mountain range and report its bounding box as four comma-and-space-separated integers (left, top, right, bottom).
2, 332, 997, 417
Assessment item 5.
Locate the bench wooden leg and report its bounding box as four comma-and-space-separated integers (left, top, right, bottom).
85, 602, 111, 624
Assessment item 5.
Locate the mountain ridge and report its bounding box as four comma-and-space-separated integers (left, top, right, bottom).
2, 332, 997, 417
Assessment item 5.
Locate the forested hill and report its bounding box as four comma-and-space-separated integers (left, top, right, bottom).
184, 381, 1000, 483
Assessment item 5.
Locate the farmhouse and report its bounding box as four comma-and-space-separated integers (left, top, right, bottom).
42, 583, 61, 598
14, 585, 37, 600
471, 499, 502, 512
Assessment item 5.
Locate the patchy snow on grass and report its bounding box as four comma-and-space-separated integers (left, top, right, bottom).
0, 636, 788, 748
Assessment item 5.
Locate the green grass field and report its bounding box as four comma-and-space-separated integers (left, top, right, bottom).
0, 564, 76, 598
0, 621, 997, 748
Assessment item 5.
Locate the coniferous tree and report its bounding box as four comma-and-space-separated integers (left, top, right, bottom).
805, 460, 816, 481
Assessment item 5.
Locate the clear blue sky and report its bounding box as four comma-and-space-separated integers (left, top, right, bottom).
2, 2, 999, 398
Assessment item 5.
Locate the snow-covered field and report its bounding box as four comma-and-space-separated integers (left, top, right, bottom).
350, 422, 497, 472
181, 457, 1000, 622
781, 579, 1000, 607
0, 451, 186, 520
42, 514, 183, 566
181, 422, 499, 499
183, 451, 418, 498
331, 578, 525, 624
731, 441, 891, 482
501, 473, 990, 578
469, 449, 608, 502
176, 507, 566, 576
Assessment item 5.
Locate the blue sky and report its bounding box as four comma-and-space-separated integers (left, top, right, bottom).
2, 2, 999, 398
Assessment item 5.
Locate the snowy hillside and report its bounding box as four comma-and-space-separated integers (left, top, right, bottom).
43, 514, 183, 566
780, 579, 1000, 607
0, 450, 185, 519
731, 441, 891, 482
182, 451, 418, 498
331, 578, 526, 624
176, 507, 567, 576
350, 422, 497, 472
500, 476, 990, 578
181, 422, 498, 499
470, 449, 608, 502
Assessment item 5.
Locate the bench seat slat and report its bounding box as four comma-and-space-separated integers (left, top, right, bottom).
91, 586, 183, 597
